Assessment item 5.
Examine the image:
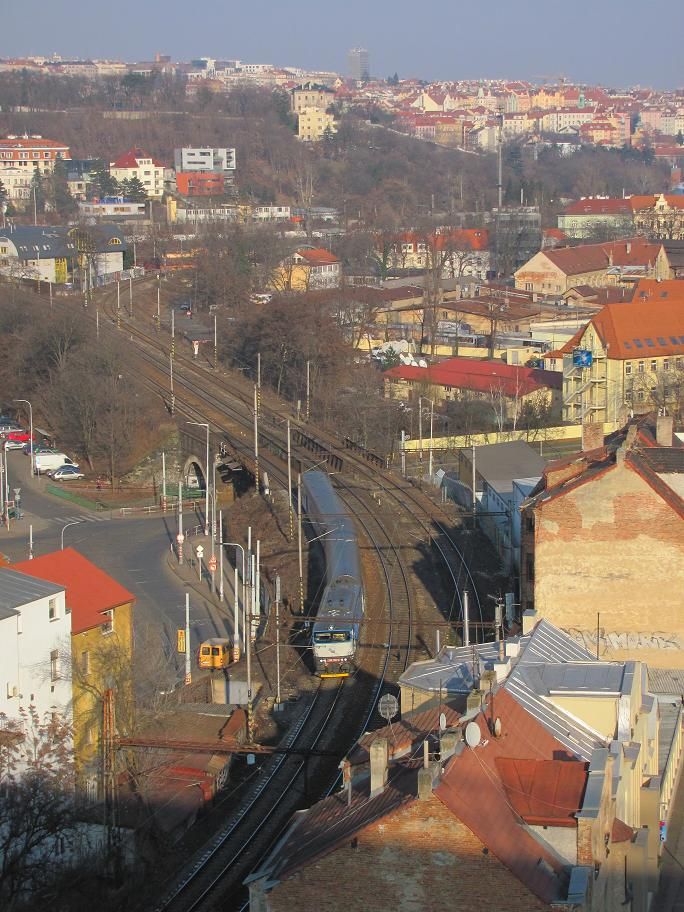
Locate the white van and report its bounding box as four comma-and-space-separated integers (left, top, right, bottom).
34, 453, 79, 475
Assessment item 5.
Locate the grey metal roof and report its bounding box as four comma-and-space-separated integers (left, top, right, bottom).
468, 440, 546, 494
526, 662, 625, 695
0, 224, 127, 259
648, 667, 684, 696
0, 567, 64, 611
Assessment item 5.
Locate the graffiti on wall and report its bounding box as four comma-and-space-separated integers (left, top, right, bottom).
568, 628, 681, 654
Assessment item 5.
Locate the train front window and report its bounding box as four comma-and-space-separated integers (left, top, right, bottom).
314, 631, 351, 643
211, 647, 220, 656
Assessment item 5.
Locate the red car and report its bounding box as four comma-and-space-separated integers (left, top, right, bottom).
3, 430, 33, 449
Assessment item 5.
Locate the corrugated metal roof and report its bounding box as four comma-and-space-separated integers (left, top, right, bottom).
648, 667, 684, 696
0, 567, 64, 610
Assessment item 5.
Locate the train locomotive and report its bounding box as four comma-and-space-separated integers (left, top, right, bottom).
301, 471, 364, 677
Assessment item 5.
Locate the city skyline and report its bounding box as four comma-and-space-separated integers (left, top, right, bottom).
1, 0, 683, 89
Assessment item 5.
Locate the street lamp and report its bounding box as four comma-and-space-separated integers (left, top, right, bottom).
14, 399, 33, 475
187, 421, 210, 536
61, 520, 83, 550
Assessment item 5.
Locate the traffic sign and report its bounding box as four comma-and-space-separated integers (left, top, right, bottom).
196, 545, 204, 557
177, 629, 186, 653
208, 556, 217, 572
176, 533, 185, 544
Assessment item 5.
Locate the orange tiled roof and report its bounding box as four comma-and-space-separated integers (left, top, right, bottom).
587, 300, 684, 359
543, 237, 663, 277
0, 137, 69, 149
295, 247, 339, 266
111, 147, 164, 169
13, 547, 135, 634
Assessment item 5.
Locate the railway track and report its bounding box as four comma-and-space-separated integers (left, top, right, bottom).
50, 280, 494, 909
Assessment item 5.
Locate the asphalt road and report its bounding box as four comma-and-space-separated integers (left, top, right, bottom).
0, 450, 236, 683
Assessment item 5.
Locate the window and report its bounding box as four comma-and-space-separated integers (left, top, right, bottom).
638, 361, 645, 374
50, 649, 60, 681
625, 362, 632, 375
81, 651, 90, 675
101, 610, 113, 635
650, 360, 657, 372
48, 597, 58, 620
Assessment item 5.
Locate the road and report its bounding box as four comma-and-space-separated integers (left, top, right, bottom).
0, 450, 236, 682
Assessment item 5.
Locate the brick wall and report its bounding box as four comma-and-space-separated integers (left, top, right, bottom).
259, 795, 549, 912
525, 461, 684, 666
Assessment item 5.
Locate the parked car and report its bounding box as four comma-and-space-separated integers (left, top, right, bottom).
48, 465, 85, 481
0, 422, 22, 435
4, 430, 32, 444
24, 443, 55, 456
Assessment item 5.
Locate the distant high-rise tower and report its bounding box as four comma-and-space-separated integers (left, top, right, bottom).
348, 47, 370, 82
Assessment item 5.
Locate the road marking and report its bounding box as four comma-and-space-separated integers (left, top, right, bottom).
52, 514, 110, 524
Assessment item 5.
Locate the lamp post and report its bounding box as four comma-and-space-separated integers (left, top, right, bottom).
187, 421, 210, 535
61, 520, 83, 550
14, 399, 33, 475
224, 539, 245, 662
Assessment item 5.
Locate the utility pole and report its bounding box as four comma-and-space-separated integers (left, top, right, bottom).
419, 399, 424, 463
306, 359, 311, 421
297, 472, 304, 614
287, 419, 294, 542
184, 593, 191, 684
274, 574, 282, 706
128, 276, 133, 319
253, 385, 260, 493
161, 451, 167, 511
116, 280, 121, 330
463, 590, 470, 647
214, 314, 218, 370
257, 351, 261, 416
219, 509, 224, 602
177, 480, 184, 565
156, 278, 161, 329
401, 430, 406, 477
429, 399, 434, 479
169, 352, 175, 416
171, 307, 175, 361
246, 552, 255, 740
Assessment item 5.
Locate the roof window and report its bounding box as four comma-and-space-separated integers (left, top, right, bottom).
633, 339, 643, 348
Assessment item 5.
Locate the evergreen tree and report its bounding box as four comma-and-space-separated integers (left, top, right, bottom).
47, 159, 77, 218
677, 130, 684, 147
88, 161, 120, 200
120, 176, 148, 201
0, 177, 7, 209
30, 167, 46, 221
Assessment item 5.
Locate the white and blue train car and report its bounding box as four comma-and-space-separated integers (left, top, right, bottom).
301, 471, 364, 677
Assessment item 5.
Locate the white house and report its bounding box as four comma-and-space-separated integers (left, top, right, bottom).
109, 147, 165, 199
174, 147, 236, 174
0, 568, 73, 741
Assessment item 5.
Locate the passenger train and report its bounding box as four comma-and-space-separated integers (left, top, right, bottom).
301, 471, 364, 678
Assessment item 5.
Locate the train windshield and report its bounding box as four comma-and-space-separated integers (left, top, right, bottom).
314, 631, 351, 643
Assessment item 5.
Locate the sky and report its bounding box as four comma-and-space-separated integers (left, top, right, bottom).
2, 0, 682, 89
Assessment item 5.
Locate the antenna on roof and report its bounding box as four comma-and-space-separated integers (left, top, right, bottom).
465, 721, 481, 749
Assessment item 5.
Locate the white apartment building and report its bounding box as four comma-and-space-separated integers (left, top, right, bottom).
0, 568, 73, 747
174, 147, 236, 174
0, 135, 70, 177
109, 147, 165, 199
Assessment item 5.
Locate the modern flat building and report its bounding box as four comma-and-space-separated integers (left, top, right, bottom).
348, 47, 369, 82
173, 147, 236, 174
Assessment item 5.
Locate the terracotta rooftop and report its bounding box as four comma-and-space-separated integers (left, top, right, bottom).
13, 547, 135, 634
563, 198, 633, 216
110, 147, 165, 169
384, 357, 561, 398
542, 237, 663, 277
294, 247, 340, 266
496, 757, 588, 827
435, 690, 572, 904
560, 298, 684, 359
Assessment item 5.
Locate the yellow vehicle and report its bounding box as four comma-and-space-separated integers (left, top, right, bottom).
198, 638, 231, 670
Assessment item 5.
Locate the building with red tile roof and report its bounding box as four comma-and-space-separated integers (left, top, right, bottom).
520, 416, 684, 667
0, 135, 71, 177
109, 147, 165, 198
560, 296, 684, 424
515, 237, 670, 294
13, 548, 135, 793
13, 546, 135, 635
384, 357, 561, 421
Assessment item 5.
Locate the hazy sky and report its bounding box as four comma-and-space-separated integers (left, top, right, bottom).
2, 0, 682, 88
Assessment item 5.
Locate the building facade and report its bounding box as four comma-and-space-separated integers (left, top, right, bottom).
173, 147, 236, 174
109, 147, 165, 199
0, 135, 70, 176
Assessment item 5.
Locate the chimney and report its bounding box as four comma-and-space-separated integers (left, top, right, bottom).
582, 421, 604, 453
656, 414, 673, 447
626, 241, 631, 255
417, 766, 433, 800
369, 738, 389, 797
522, 609, 538, 635
440, 731, 459, 761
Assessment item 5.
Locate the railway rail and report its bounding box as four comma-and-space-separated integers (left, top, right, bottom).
43, 279, 493, 910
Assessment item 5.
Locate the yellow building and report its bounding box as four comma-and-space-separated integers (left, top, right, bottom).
271, 246, 341, 291
290, 82, 335, 116
14, 548, 135, 798
298, 108, 336, 142
560, 299, 684, 424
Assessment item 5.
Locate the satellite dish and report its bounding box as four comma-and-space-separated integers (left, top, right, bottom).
493, 717, 502, 738
465, 721, 481, 749
439, 712, 447, 732
378, 693, 399, 722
